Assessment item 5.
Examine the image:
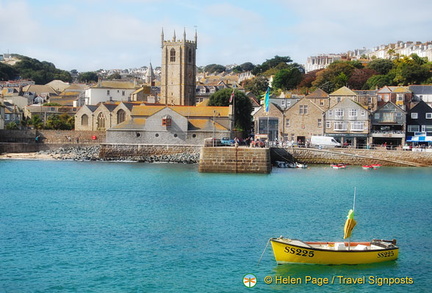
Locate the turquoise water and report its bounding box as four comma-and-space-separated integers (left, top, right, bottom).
0, 160, 431, 292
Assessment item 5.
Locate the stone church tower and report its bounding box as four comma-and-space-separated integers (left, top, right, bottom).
160, 29, 197, 106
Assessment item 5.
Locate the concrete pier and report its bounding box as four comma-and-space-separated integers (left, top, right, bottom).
198, 146, 271, 173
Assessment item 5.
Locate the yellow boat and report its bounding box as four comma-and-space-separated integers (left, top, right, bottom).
270, 237, 399, 265
270, 190, 399, 265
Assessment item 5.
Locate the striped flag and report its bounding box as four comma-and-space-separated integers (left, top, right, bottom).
264, 87, 270, 113
229, 89, 235, 104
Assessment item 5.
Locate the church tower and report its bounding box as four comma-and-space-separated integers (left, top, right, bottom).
160, 28, 197, 106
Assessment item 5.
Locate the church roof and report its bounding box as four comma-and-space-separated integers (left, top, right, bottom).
131, 105, 229, 118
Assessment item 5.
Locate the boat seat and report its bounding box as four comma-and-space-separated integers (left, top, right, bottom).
334, 242, 346, 250
354, 244, 368, 250
290, 239, 312, 248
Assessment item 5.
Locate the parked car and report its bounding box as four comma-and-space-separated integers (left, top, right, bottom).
221, 137, 234, 146
204, 137, 222, 147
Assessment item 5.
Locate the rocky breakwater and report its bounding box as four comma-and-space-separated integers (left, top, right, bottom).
99, 144, 201, 163
37, 145, 200, 163
38, 146, 102, 161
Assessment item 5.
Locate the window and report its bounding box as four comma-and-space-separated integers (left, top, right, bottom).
351, 121, 364, 131
425, 125, 432, 132
408, 125, 420, 132
285, 119, 290, 127
328, 110, 333, 116
122, 91, 125, 96
374, 113, 380, 119
97, 113, 106, 130
170, 48, 176, 62
335, 109, 344, 118
81, 114, 88, 126
320, 99, 325, 106
162, 117, 172, 126
299, 105, 308, 115
334, 122, 347, 131
411, 113, 418, 119
117, 109, 126, 123
318, 119, 322, 128
349, 109, 357, 117
426, 113, 432, 119
188, 49, 192, 63
326, 121, 331, 129
107, 90, 110, 95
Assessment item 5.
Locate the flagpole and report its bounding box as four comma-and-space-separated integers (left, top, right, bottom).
353, 187, 356, 211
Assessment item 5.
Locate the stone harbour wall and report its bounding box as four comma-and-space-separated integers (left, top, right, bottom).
99, 144, 201, 163
198, 147, 271, 173
289, 147, 432, 167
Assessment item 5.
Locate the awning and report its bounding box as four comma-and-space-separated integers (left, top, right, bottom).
406, 136, 432, 142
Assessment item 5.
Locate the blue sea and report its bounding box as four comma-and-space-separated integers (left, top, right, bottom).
0, 160, 431, 293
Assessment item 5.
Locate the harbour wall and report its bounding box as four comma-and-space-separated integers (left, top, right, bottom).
198, 146, 272, 173
286, 147, 432, 167
99, 143, 201, 163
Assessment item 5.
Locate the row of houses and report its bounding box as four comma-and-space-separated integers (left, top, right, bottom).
2, 76, 432, 147
68, 85, 432, 147
257, 85, 432, 148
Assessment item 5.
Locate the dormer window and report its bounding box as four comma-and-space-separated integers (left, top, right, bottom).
162, 115, 172, 126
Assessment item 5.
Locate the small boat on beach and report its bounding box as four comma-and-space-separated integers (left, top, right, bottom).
269, 189, 398, 265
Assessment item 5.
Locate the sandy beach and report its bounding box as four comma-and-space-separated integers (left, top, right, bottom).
0, 152, 55, 160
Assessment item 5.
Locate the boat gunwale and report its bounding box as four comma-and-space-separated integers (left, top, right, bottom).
270, 238, 399, 253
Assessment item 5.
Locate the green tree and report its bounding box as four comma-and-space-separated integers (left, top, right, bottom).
5, 122, 19, 130
365, 74, 394, 89
107, 72, 122, 80
208, 88, 253, 135
366, 59, 394, 75
28, 114, 44, 130
45, 113, 74, 130
242, 75, 269, 98
252, 56, 293, 75
78, 71, 99, 83
272, 66, 303, 90
0, 63, 18, 80
312, 61, 356, 92
13, 56, 72, 83
204, 64, 226, 74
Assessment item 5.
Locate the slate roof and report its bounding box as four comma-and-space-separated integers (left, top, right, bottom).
131, 105, 229, 118
329, 86, 356, 96
306, 88, 328, 98
409, 85, 432, 95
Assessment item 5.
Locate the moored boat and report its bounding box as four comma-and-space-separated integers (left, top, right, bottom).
362, 165, 373, 170
331, 163, 346, 169
372, 164, 382, 169
269, 188, 399, 265
270, 237, 398, 265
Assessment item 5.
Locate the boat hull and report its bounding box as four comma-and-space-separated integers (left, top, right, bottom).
270, 238, 398, 265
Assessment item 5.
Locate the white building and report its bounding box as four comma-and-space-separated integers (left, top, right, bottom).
84, 80, 138, 105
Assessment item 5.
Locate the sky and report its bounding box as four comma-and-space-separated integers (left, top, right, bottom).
1, 0, 431, 72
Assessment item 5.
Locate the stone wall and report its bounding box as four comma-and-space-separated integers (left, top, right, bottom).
288, 147, 432, 167
198, 147, 271, 173
0, 130, 105, 144
99, 143, 201, 163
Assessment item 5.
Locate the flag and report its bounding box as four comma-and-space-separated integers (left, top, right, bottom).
229, 89, 235, 104
264, 87, 270, 113
343, 209, 357, 239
